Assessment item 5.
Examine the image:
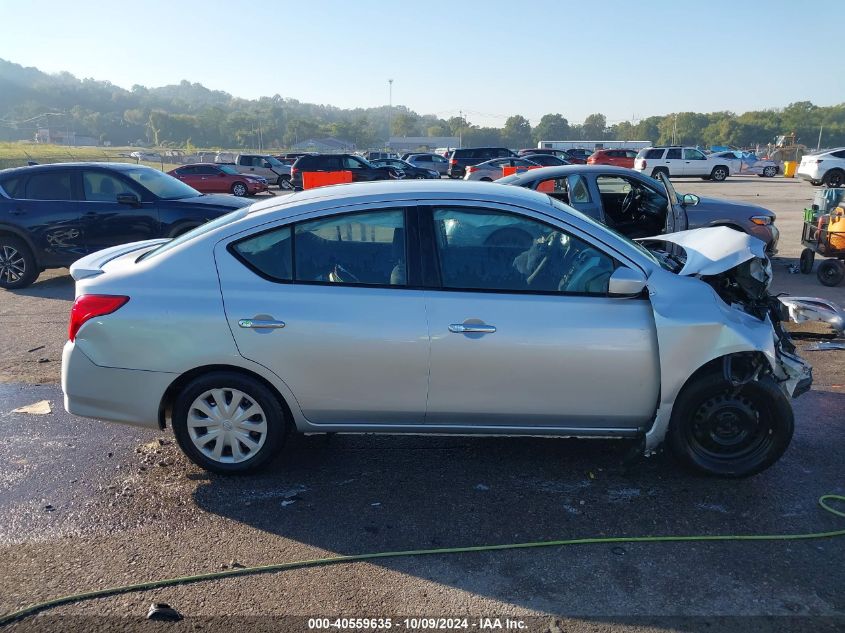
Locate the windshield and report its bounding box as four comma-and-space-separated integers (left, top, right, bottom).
138, 208, 250, 261
124, 167, 201, 200
219, 165, 239, 175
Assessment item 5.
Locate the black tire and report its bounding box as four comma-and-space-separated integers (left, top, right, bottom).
810, 180, 822, 186
277, 175, 293, 190
480, 177, 493, 182
231, 182, 248, 197
0, 235, 38, 290
763, 165, 777, 178
651, 167, 669, 179
822, 169, 844, 188
172, 371, 289, 474
710, 166, 729, 182
669, 372, 794, 477
817, 259, 844, 287
799, 248, 815, 274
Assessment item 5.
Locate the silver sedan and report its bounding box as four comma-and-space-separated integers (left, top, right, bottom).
464, 157, 540, 181
62, 180, 811, 477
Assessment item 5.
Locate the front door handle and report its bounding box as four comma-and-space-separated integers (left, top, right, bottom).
448, 323, 496, 334
238, 319, 286, 329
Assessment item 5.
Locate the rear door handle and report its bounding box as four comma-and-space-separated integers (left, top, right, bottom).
238, 319, 286, 329
448, 323, 496, 334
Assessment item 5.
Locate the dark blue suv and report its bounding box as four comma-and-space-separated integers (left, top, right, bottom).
0, 162, 252, 289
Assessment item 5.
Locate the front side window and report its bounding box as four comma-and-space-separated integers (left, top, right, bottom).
431, 208, 614, 295
123, 167, 200, 200
295, 209, 406, 286
24, 171, 73, 201
82, 171, 141, 202
342, 156, 367, 170
684, 149, 706, 160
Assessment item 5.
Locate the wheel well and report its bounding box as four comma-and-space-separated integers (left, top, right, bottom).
0, 227, 39, 264
158, 364, 294, 431
713, 164, 729, 173
676, 352, 769, 399
710, 222, 744, 232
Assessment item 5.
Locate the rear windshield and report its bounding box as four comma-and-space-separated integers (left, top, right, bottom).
138, 208, 250, 261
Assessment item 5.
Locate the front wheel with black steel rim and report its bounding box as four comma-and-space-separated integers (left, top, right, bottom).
0, 236, 38, 290
799, 248, 815, 274
172, 372, 288, 474
231, 182, 248, 197
817, 258, 845, 287
668, 372, 793, 477
710, 166, 729, 182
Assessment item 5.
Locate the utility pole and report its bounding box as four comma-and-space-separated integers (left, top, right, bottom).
459, 109, 463, 148
817, 125, 823, 151
387, 79, 393, 149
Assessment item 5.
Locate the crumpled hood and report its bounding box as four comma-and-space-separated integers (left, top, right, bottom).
640, 226, 767, 276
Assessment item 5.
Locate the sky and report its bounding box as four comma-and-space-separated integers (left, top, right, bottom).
1, 0, 842, 127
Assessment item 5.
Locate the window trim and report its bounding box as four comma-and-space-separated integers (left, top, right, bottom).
227, 206, 421, 290
419, 204, 622, 299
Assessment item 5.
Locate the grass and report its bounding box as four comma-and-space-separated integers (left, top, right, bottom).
0, 143, 184, 172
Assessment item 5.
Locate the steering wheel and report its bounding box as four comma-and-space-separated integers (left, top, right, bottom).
526, 232, 564, 285
621, 188, 638, 216
327, 264, 360, 283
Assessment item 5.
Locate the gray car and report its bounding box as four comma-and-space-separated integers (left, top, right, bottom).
62, 180, 810, 477
499, 165, 779, 250
405, 153, 450, 176
464, 157, 540, 181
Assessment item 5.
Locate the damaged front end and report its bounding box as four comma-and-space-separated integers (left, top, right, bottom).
642, 226, 814, 400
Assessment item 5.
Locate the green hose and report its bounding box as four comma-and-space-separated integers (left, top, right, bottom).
2, 494, 843, 626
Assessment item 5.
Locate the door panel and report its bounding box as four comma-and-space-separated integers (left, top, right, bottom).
425, 292, 659, 427
81, 170, 159, 250
16, 169, 85, 264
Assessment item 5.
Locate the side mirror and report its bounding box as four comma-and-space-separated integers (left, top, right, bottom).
682, 193, 700, 206
116, 193, 140, 206
608, 266, 647, 297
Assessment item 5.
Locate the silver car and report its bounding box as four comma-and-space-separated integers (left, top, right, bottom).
62, 180, 811, 477
405, 153, 450, 176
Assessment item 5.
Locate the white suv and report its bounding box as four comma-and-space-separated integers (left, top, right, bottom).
634, 146, 732, 181
797, 148, 845, 188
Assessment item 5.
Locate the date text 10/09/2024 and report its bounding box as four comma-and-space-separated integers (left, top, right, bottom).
307, 617, 528, 630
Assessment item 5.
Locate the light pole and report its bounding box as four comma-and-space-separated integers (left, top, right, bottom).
387, 79, 393, 149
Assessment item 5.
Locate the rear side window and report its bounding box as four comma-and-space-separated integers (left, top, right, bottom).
25, 171, 73, 200
0, 176, 23, 198
295, 209, 406, 286
643, 149, 664, 159
231, 227, 292, 281
666, 149, 682, 159
831, 150, 845, 159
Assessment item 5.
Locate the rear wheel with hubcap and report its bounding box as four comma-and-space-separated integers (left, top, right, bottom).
0, 236, 38, 289
651, 167, 669, 179
172, 372, 289, 474
669, 372, 793, 477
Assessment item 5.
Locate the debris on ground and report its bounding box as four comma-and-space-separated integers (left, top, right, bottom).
805, 341, 845, 351
147, 603, 183, 621
12, 400, 52, 415
475, 483, 490, 491
27, 345, 45, 353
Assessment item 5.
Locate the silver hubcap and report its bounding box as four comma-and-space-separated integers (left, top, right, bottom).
234, 185, 246, 196
0, 245, 26, 284
187, 388, 268, 464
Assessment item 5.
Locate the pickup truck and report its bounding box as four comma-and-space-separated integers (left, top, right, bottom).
216, 153, 292, 189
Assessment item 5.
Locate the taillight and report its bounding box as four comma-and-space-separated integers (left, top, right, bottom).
466, 165, 477, 173
291, 166, 299, 178
587, 156, 595, 164
68, 294, 129, 342
450, 158, 457, 165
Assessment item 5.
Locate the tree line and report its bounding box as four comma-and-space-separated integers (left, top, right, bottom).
1, 58, 844, 150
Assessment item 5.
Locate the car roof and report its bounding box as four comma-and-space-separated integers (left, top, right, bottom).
245, 179, 552, 220
0, 162, 155, 177
504, 164, 646, 182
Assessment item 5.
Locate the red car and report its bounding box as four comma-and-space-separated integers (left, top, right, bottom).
586, 149, 639, 169
168, 163, 269, 197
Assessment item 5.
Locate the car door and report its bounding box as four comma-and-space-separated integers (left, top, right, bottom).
342, 155, 375, 181
11, 169, 85, 264
80, 169, 160, 251
421, 204, 659, 429
200, 165, 227, 193
664, 148, 683, 175
215, 206, 430, 425
683, 149, 709, 176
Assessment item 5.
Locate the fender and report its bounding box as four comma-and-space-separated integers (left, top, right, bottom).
0, 223, 41, 265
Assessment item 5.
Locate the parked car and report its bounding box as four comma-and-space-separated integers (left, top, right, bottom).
563, 148, 593, 163
290, 153, 401, 189
587, 149, 639, 169
797, 148, 845, 187
168, 163, 269, 197
364, 151, 400, 161
498, 165, 778, 249
464, 157, 540, 181
634, 146, 732, 181
519, 148, 587, 164
220, 154, 292, 189
61, 179, 811, 477
369, 158, 440, 179
447, 147, 517, 178
0, 163, 252, 289
404, 153, 450, 176
710, 151, 779, 178
518, 153, 569, 167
